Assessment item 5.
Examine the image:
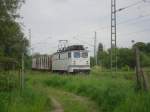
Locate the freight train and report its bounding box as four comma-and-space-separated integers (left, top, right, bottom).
32, 45, 91, 73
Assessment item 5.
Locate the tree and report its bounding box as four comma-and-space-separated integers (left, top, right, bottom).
145, 43, 150, 53
98, 43, 103, 53
90, 57, 95, 67
134, 42, 146, 52
141, 52, 150, 67
117, 48, 135, 69
0, 0, 28, 61
97, 50, 110, 68
133, 42, 150, 67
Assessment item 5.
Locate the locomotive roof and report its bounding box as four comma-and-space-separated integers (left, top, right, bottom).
66, 45, 85, 51
54, 45, 86, 54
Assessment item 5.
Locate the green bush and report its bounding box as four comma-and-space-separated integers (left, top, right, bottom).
121, 65, 130, 71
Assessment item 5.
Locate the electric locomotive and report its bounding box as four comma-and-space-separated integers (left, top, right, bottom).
52, 45, 90, 73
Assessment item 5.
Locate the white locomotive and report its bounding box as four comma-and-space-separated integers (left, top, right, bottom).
32, 45, 90, 73
52, 45, 90, 73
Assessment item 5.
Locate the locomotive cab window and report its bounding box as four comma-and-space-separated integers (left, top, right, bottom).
58, 54, 60, 60
74, 52, 80, 58
82, 52, 88, 58
68, 52, 71, 58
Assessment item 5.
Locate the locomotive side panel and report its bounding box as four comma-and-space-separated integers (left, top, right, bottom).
52, 52, 72, 72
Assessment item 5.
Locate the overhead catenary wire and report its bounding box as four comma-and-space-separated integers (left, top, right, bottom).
73, 37, 94, 47
32, 36, 52, 46
32, 0, 150, 54
73, 0, 148, 35
96, 13, 150, 31
143, 0, 150, 3
116, 0, 145, 12
73, 14, 150, 47
74, 12, 150, 44
118, 18, 150, 29
118, 27, 150, 36
76, 0, 149, 50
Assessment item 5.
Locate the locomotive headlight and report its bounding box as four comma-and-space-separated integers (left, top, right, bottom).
86, 61, 88, 64
73, 61, 76, 65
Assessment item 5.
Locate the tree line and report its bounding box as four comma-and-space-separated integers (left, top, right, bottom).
91, 42, 150, 70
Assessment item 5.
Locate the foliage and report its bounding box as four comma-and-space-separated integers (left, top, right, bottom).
114, 92, 150, 112
98, 43, 103, 53
95, 42, 150, 69
121, 65, 130, 71
117, 48, 135, 68
90, 57, 95, 67
97, 50, 110, 68
31, 70, 150, 112
141, 52, 150, 67
0, 0, 29, 61
0, 71, 18, 92
134, 42, 150, 53
0, 87, 51, 112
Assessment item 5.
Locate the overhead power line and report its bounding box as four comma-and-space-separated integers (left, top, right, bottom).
95, 13, 150, 32
68, 0, 150, 51
116, 0, 144, 12
73, 37, 94, 47
143, 0, 150, 3
72, 16, 150, 49
118, 27, 150, 36
118, 13, 150, 25
118, 18, 150, 28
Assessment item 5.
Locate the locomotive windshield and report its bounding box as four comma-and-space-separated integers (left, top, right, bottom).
74, 52, 88, 58
74, 52, 80, 58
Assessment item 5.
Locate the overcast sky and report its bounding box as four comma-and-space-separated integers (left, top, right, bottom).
20, 0, 150, 55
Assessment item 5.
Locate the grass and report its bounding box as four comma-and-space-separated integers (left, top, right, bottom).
27, 68, 150, 112
0, 87, 52, 112
43, 74, 133, 112
1, 68, 150, 112
0, 71, 52, 112
47, 87, 99, 112
11, 88, 50, 112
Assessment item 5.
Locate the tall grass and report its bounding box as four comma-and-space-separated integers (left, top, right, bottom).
40, 71, 150, 112
0, 71, 51, 112
0, 87, 51, 112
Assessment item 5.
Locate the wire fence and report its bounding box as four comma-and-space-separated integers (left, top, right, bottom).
0, 58, 21, 92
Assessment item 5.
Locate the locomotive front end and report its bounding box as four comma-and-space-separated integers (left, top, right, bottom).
68, 50, 90, 73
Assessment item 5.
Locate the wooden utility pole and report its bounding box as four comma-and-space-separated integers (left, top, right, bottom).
135, 46, 142, 90
134, 45, 149, 91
